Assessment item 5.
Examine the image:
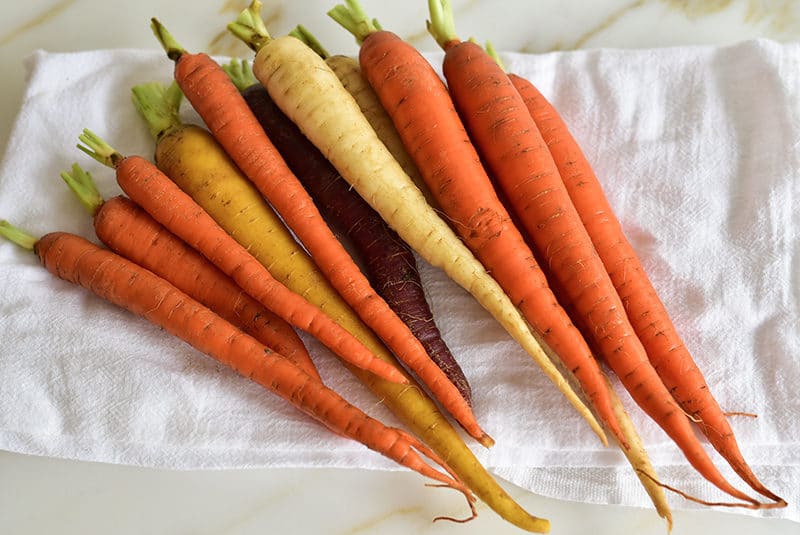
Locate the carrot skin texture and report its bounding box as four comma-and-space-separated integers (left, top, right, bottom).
238, 82, 472, 405
93, 195, 319, 381
149, 116, 551, 532
439, 40, 755, 503
243, 30, 607, 451
171, 51, 488, 445
356, 31, 624, 444
509, 72, 784, 505
323, 55, 438, 208
110, 154, 406, 385
32, 232, 468, 493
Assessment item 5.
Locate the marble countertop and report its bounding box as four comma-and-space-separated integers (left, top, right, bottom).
1, 1, 798, 534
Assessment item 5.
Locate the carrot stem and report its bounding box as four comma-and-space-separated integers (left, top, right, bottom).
288, 25, 329, 59
60, 163, 104, 216
77, 129, 124, 169
327, 0, 378, 44
130, 81, 183, 140
227, 0, 272, 53
426, 0, 458, 49
484, 40, 505, 71
221, 59, 257, 93
0, 220, 37, 251
150, 18, 186, 61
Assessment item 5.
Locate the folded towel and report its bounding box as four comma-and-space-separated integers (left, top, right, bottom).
0, 42, 797, 519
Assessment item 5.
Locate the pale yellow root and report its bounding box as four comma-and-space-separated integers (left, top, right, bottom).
605, 375, 673, 532
252, 35, 606, 447
325, 54, 439, 209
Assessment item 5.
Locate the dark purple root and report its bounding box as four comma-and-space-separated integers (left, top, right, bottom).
241, 83, 472, 405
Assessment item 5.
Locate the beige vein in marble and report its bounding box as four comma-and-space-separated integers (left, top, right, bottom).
218, 0, 250, 14
661, 0, 733, 18
540, 0, 647, 52
663, 0, 798, 33
744, 0, 799, 33
340, 506, 424, 535
0, 0, 75, 47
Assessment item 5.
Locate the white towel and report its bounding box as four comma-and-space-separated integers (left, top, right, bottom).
0, 42, 797, 520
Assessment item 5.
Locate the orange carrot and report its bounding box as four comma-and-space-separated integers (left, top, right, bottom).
423, 1, 763, 504
330, 2, 625, 449
75, 130, 406, 386
150, 19, 491, 447
0, 222, 475, 513
492, 48, 784, 506
60, 163, 319, 380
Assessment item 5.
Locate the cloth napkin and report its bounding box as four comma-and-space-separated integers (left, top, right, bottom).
0, 42, 797, 520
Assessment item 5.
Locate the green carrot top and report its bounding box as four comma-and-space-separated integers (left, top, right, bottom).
426, 0, 459, 49
0, 220, 37, 251
130, 81, 184, 141
77, 129, 125, 169
221, 59, 258, 93
60, 163, 104, 217
228, 0, 272, 52
150, 18, 187, 60
288, 24, 330, 59
327, 0, 381, 44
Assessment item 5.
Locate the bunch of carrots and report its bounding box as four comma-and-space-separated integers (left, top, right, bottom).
0, 0, 787, 532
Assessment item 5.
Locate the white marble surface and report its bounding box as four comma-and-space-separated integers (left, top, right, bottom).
1, 1, 799, 534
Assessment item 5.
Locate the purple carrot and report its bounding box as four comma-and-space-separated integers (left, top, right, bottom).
223, 59, 472, 405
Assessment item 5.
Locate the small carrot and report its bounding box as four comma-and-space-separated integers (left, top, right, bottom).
483, 44, 785, 507
60, 162, 319, 380
76, 130, 406, 386
151, 18, 490, 447
222, 59, 472, 406
227, 1, 605, 456
0, 221, 476, 514
129, 77, 546, 532
330, 1, 624, 448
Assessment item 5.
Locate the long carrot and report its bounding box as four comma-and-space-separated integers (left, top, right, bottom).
227, 0, 605, 452
423, 0, 767, 507
149, 19, 489, 448
75, 130, 406, 386
0, 221, 475, 514
128, 80, 549, 533
60, 162, 319, 380
328, 1, 626, 449
483, 44, 785, 507
221, 60, 472, 406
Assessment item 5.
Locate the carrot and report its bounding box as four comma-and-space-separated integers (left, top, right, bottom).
0, 221, 476, 514
288, 24, 437, 208
149, 19, 489, 448
328, 1, 626, 449
426, 1, 771, 507
60, 162, 319, 380
482, 45, 785, 507
128, 78, 548, 532
227, 0, 605, 452
221, 60, 473, 405
75, 130, 406, 386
